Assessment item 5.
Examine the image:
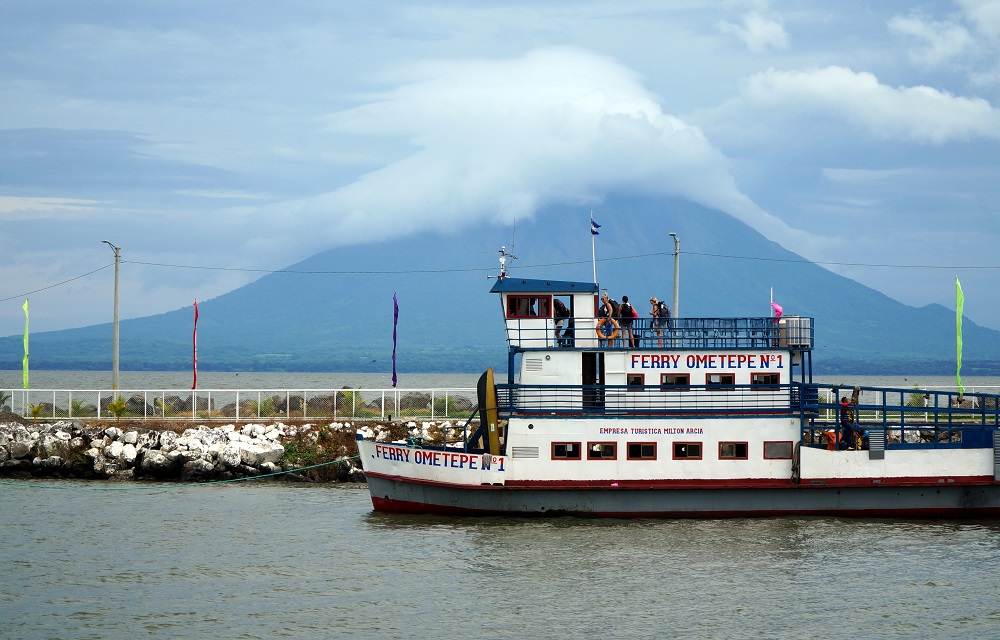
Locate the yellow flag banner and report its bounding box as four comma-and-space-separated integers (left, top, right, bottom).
956, 277, 964, 395
22, 298, 29, 389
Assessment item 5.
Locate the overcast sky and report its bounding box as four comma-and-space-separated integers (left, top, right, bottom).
2, 0, 1000, 335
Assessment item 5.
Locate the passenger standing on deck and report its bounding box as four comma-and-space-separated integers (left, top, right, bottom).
554, 298, 570, 346
619, 295, 636, 348
599, 293, 619, 347
839, 397, 857, 449
651, 297, 665, 347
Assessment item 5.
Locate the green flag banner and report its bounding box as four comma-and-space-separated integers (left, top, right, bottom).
956, 277, 964, 395
22, 298, 29, 389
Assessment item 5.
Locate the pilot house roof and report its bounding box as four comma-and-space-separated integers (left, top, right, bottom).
489, 278, 599, 295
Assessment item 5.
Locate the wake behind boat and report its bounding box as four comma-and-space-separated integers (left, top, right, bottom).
358, 252, 1000, 517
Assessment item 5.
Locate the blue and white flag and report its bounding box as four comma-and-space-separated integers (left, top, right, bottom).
590, 218, 601, 235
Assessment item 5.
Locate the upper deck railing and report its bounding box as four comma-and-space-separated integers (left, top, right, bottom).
503, 316, 814, 350
496, 381, 1000, 450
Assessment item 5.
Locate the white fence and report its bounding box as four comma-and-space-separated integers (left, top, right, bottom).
0, 388, 478, 422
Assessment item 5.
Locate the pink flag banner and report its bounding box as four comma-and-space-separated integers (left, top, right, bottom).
771, 301, 783, 323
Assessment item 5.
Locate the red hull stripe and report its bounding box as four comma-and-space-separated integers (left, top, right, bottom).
369, 495, 1000, 519
364, 471, 998, 491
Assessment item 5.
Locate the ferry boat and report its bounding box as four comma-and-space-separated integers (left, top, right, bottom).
357, 258, 1000, 517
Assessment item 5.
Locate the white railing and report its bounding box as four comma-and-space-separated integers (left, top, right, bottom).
0, 388, 478, 422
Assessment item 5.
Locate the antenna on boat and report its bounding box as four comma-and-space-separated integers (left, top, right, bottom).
493, 245, 517, 280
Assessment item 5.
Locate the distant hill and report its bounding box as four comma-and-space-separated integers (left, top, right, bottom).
2, 195, 997, 375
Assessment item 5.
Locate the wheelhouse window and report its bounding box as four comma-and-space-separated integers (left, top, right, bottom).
751, 373, 780, 389
660, 373, 690, 391
587, 442, 617, 460
763, 441, 793, 460
551, 442, 581, 460
627, 442, 656, 460
627, 374, 645, 391
719, 442, 749, 460
506, 295, 552, 319
673, 442, 702, 460
706, 373, 735, 390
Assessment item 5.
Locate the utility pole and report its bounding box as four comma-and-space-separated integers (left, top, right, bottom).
102, 240, 121, 390
669, 232, 679, 318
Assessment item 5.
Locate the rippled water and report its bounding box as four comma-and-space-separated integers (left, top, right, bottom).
2, 481, 999, 639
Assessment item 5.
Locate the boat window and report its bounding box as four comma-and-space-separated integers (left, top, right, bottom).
659, 373, 690, 391
587, 442, 617, 460
673, 442, 702, 460
627, 442, 656, 460
506, 295, 553, 319
763, 441, 793, 459
706, 373, 735, 390
627, 374, 644, 390
551, 442, 581, 460
751, 373, 780, 389
719, 442, 749, 460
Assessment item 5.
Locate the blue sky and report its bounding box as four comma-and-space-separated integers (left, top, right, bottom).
2, 1, 1000, 334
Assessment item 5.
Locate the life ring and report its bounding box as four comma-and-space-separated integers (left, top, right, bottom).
596, 318, 620, 340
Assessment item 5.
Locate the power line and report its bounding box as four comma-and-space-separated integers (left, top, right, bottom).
125, 260, 498, 275
6, 250, 1000, 303
0, 264, 112, 303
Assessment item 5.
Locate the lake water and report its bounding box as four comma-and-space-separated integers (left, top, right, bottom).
4, 370, 1000, 638
2, 481, 999, 640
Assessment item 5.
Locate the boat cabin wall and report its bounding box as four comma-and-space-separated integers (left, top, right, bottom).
517, 349, 791, 387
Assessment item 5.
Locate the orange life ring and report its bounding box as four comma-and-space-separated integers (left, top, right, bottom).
596, 318, 620, 340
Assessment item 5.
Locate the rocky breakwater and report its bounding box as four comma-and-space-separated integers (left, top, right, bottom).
0, 420, 375, 482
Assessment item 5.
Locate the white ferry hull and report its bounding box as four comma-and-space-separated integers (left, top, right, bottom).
365, 473, 1000, 518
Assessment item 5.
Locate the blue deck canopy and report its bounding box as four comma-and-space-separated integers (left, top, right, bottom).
489, 278, 599, 295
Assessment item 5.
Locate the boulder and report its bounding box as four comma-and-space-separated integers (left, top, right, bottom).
122, 444, 138, 466
139, 451, 177, 476
158, 430, 178, 449
9, 441, 30, 459
219, 444, 242, 468
180, 458, 215, 480
106, 441, 125, 460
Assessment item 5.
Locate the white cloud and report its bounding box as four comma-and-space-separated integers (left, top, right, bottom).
0, 196, 102, 218
888, 13, 973, 65
736, 65, 1000, 143
252, 46, 806, 251
718, 12, 790, 54
958, 0, 1000, 40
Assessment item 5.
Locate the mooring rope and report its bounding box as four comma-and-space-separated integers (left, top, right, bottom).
0, 455, 363, 491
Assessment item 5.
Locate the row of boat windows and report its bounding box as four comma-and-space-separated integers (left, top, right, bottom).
628, 373, 781, 389
551, 441, 794, 461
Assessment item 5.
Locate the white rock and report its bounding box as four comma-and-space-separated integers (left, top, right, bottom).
123, 431, 138, 444
106, 441, 124, 460
219, 444, 242, 467
122, 444, 137, 466
105, 427, 122, 440
239, 444, 266, 466
139, 451, 173, 473
158, 430, 177, 448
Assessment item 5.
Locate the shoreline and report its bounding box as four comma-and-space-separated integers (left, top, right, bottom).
0, 417, 463, 483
